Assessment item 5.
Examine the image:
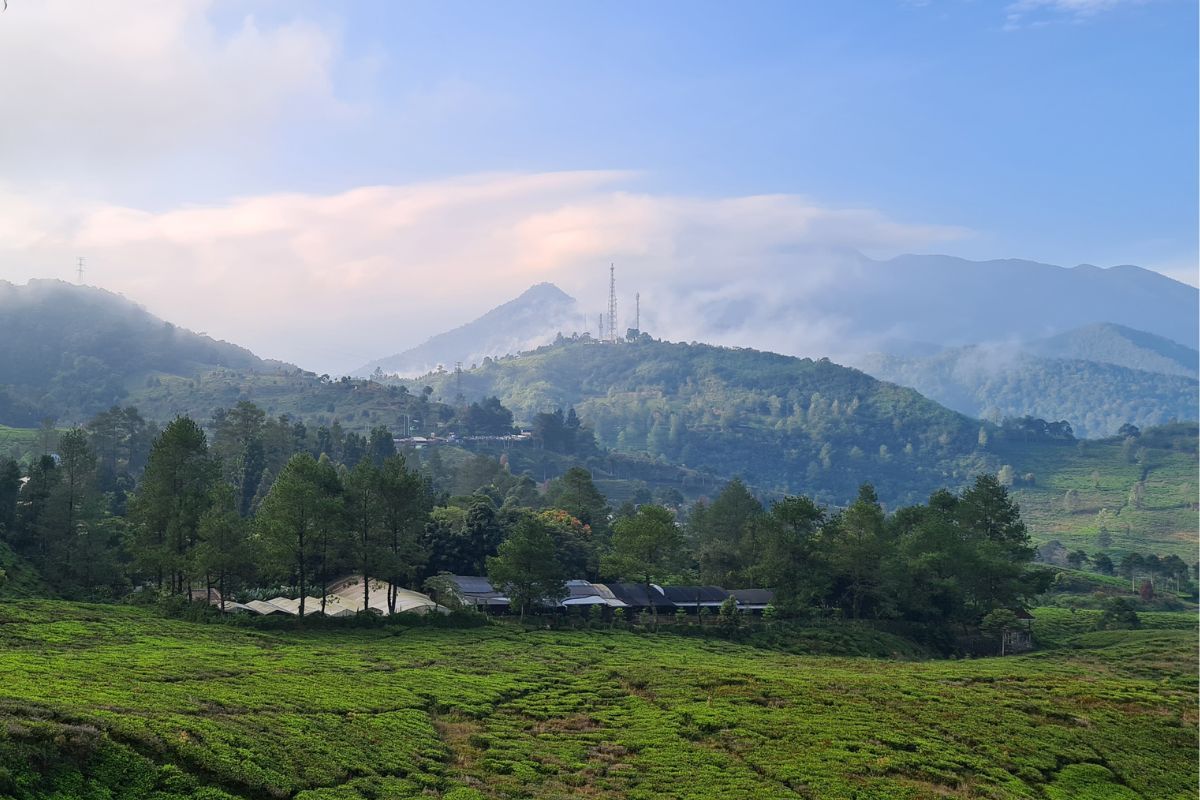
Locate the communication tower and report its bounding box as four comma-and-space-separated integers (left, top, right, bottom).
607, 264, 618, 342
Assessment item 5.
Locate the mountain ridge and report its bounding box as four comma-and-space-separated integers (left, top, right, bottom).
353, 282, 580, 378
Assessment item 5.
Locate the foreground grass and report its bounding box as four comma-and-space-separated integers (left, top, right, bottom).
0, 602, 1194, 799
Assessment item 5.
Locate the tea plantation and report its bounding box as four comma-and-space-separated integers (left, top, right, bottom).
0, 602, 1194, 800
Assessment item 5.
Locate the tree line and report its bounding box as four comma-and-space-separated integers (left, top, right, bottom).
0, 398, 1052, 641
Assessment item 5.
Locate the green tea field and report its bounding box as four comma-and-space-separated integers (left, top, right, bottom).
0, 602, 1194, 800
994, 425, 1198, 561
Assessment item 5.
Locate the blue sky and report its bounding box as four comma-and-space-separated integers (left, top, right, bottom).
0, 0, 1195, 370
241, 0, 1199, 270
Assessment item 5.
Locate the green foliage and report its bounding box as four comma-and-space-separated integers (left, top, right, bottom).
605, 504, 682, 586
1097, 597, 1141, 630
996, 422, 1198, 561
0, 600, 1192, 799
404, 337, 987, 506
486, 516, 566, 619
860, 345, 1198, 439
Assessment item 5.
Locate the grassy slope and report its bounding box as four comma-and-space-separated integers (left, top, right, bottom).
0, 424, 41, 463
0, 602, 1193, 800
991, 424, 1198, 560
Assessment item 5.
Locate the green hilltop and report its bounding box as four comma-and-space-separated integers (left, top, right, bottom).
404, 336, 990, 506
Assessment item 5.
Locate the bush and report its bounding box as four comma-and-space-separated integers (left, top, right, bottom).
1097, 597, 1140, 630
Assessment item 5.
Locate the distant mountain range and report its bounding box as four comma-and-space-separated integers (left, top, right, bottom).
815, 254, 1197, 350
355, 254, 1197, 377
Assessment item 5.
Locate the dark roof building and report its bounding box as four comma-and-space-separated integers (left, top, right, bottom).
599, 582, 675, 610
659, 585, 729, 609
444, 575, 510, 607
728, 588, 775, 610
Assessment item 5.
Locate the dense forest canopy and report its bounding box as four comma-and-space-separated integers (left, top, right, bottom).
398, 337, 1013, 505
10, 397, 1160, 648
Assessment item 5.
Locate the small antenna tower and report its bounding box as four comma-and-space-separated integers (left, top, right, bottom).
75, 256, 86, 284
597, 313, 603, 340
635, 292, 640, 334
607, 264, 618, 342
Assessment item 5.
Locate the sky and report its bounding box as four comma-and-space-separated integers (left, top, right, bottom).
0, 0, 1195, 373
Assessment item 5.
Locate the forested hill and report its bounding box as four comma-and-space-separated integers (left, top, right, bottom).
1027, 322, 1198, 378
857, 349, 1197, 439
0, 280, 281, 425
401, 336, 995, 505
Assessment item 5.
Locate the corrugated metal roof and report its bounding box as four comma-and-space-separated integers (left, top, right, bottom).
728, 588, 775, 606
659, 586, 729, 605
600, 583, 674, 608
448, 575, 498, 594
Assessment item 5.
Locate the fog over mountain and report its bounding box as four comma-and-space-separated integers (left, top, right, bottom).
358, 252, 1198, 377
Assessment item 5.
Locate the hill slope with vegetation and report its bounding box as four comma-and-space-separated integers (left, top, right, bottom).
992, 422, 1199, 562
856, 348, 1197, 439
401, 337, 993, 506
1028, 322, 1197, 378
0, 280, 280, 425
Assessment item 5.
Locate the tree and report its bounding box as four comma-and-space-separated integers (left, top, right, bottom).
345, 460, 386, 613
1092, 553, 1114, 575
997, 464, 1015, 487
605, 504, 683, 626
1118, 553, 1144, 591
210, 401, 267, 516
825, 484, 890, 619
1097, 597, 1140, 630
536, 508, 598, 579
955, 474, 1035, 616
980, 608, 1021, 655
255, 453, 341, 617
458, 397, 515, 436
194, 483, 251, 611
754, 495, 827, 614
487, 516, 566, 620
377, 455, 430, 613
0, 458, 19, 535
130, 417, 217, 595
690, 478, 763, 587
1066, 550, 1089, 570
367, 426, 396, 467
545, 467, 610, 534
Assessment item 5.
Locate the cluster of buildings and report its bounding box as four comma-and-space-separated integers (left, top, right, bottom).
435, 576, 775, 615
207, 574, 776, 618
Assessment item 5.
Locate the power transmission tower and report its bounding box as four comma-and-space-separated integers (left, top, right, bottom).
76, 256, 86, 284
607, 264, 618, 342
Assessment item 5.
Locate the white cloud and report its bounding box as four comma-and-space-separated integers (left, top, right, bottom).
0, 0, 344, 183
0, 172, 971, 373
1004, 0, 1147, 28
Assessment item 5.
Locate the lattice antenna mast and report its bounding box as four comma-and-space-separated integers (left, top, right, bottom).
76, 256, 86, 284
607, 264, 618, 342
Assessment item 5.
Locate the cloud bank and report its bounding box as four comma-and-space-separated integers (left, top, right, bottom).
0, 0, 347, 194
0, 172, 971, 372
